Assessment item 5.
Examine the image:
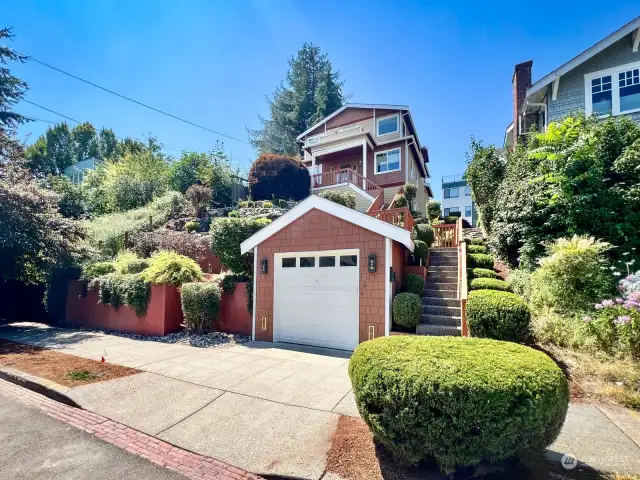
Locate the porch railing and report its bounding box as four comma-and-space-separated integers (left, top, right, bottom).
432, 223, 458, 247
456, 218, 469, 336
366, 207, 414, 232
312, 168, 382, 199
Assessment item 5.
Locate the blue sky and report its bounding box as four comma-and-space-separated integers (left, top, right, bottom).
5, 1, 638, 200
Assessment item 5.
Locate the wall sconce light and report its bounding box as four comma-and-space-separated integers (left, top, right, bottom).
368, 253, 377, 273
368, 325, 375, 340
261, 258, 268, 274
390, 267, 395, 282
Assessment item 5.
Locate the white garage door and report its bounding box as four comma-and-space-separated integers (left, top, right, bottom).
274, 249, 359, 351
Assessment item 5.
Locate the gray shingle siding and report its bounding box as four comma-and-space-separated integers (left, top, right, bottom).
547, 33, 640, 123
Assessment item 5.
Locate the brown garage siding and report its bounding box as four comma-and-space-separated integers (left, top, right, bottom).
254, 208, 387, 345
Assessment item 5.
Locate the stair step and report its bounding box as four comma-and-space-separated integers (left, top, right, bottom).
421, 314, 461, 327
427, 265, 458, 271
424, 305, 461, 316
429, 258, 457, 264
425, 278, 457, 285
424, 285, 457, 294
416, 324, 462, 336
429, 248, 457, 254
427, 271, 457, 279
422, 297, 460, 307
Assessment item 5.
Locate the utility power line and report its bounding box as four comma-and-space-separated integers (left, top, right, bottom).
21, 53, 251, 145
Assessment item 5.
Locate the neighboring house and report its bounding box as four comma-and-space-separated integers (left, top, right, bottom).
505, 16, 640, 147
297, 103, 433, 214
441, 174, 476, 226
63, 158, 98, 184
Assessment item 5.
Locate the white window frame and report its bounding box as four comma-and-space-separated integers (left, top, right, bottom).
444, 207, 460, 216
585, 60, 640, 117
376, 113, 399, 137
444, 187, 459, 199
374, 147, 401, 175
306, 133, 324, 146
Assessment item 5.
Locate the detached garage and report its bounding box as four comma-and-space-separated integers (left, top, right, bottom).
240, 195, 414, 350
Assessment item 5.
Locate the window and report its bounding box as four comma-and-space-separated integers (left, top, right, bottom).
619, 68, 640, 113
465, 205, 472, 217
444, 188, 459, 199
443, 207, 460, 216
300, 257, 315, 268
282, 258, 296, 268
306, 134, 323, 146
340, 255, 358, 267
319, 256, 335, 267
375, 148, 401, 174
376, 114, 399, 136
586, 61, 640, 116
465, 185, 471, 196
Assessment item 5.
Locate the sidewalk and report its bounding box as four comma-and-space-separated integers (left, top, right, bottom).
1, 322, 640, 477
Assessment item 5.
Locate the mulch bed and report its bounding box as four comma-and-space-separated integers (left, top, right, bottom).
0, 339, 139, 387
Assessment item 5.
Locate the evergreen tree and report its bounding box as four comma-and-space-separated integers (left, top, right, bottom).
249, 43, 345, 155
0, 28, 29, 135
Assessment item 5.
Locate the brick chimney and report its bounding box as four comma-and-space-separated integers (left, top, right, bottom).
512, 60, 532, 145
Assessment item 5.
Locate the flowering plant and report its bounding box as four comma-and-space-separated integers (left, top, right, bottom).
587, 289, 640, 358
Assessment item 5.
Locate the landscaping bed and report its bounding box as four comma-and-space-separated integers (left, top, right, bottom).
0, 339, 138, 387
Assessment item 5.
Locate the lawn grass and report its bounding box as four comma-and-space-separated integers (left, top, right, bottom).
65, 370, 99, 381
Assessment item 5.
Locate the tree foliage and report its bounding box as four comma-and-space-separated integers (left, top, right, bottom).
248, 43, 345, 155
248, 153, 310, 200
466, 115, 640, 268
0, 28, 29, 134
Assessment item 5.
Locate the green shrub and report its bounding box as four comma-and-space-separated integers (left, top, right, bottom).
413, 240, 428, 264
403, 184, 417, 210
468, 268, 497, 279
113, 251, 149, 274
467, 290, 531, 343
277, 198, 287, 208
97, 272, 150, 316
261, 200, 273, 208
530, 236, 614, 313
532, 308, 587, 349
248, 153, 310, 201
318, 190, 356, 209
584, 303, 640, 359
349, 336, 569, 471
237, 200, 249, 208
468, 253, 494, 269
185, 221, 200, 233
426, 200, 441, 222
470, 238, 485, 245
141, 251, 203, 286
469, 278, 511, 292
185, 184, 212, 216
130, 230, 210, 264
210, 217, 272, 275
467, 244, 488, 254
393, 293, 422, 328
403, 274, 424, 296
82, 262, 115, 280
181, 282, 221, 333
227, 210, 240, 218
393, 194, 407, 208
412, 224, 434, 247
508, 268, 533, 303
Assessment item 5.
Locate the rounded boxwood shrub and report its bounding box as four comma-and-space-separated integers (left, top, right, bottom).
413, 240, 428, 263
393, 293, 422, 328
318, 190, 356, 209
412, 224, 434, 247
349, 336, 568, 472
403, 274, 424, 296
470, 238, 485, 245
467, 244, 488, 254
181, 282, 221, 333
141, 251, 203, 286
185, 221, 200, 233
468, 268, 497, 279
469, 278, 511, 292
468, 253, 494, 269
466, 290, 531, 343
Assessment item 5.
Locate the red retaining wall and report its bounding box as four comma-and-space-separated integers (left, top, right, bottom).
197, 249, 222, 274
65, 280, 183, 336
215, 281, 252, 336
405, 265, 428, 280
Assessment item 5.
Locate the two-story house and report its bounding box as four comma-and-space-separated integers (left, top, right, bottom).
505, 16, 640, 147
296, 103, 433, 214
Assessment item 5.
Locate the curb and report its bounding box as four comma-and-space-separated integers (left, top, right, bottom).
0, 367, 80, 408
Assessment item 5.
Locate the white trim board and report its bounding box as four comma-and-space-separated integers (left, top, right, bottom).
374, 147, 402, 175
240, 195, 414, 254
584, 60, 640, 116
384, 238, 391, 337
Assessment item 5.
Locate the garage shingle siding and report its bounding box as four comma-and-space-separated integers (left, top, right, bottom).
254, 209, 387, 344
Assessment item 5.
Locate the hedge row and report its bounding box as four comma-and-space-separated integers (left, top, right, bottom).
466, 290, 531, 343
469, 278, 511, 292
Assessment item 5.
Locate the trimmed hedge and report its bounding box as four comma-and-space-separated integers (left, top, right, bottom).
466, 290, 531, 343
140, 251, 203, 286
468, 253, 494, 269
82, 261, 115, 280
470, 238, 485, 245
413, 240, 428, 263
349, 336, 569, 472
181, 282, 221, 333
318, 190, 356, 209
393, 293, 422, 328
403, 274, 424, 296
469, 278, 511, 292
468, 268, 497, 279
96, 272, 150, 317
467, 244, 488, 254
412, 224, 434, 247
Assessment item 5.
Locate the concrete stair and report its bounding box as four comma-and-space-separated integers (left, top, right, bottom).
418, 248, 462, 337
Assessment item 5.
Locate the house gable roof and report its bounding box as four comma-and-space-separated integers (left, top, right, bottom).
240, 195, 414, 254
526, 16, 640, 99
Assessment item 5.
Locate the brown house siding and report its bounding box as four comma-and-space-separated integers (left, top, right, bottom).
254, 209, 387, 344
391, 241, 405, 297
368, 140, 406, 187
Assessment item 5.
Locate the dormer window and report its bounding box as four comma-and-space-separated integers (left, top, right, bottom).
376, 114, 399, 137
585, 61, 640, 117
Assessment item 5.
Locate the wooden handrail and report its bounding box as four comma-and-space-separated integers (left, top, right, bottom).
456, 217, 469, 336
366, 207, 414, 232
432, 223, 457, 247
366, 190, 384, 213
312, 168, 382, 199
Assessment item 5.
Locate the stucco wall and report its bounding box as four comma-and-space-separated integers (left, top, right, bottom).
547, 34, 640, 122
254, 209, 388, 344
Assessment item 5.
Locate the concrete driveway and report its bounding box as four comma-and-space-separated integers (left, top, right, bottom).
0, 323, 357, 479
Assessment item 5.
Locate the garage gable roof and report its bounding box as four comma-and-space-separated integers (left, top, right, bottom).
240, 195, 414, 254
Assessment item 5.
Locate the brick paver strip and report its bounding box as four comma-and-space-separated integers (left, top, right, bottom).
0, 378, 263, 480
